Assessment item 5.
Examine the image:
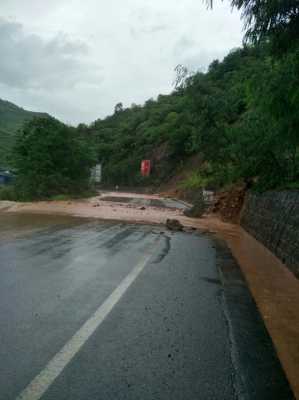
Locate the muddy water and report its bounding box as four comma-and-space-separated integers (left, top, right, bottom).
0, 213, 91, 242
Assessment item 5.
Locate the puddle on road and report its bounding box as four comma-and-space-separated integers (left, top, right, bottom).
100, 196, 135, 203
0, 213, 93, 242
0, 212, 166, 243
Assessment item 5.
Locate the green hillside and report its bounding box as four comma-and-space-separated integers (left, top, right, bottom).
79, 0, 298, 192
83, 41, 298, 191
0, 99, 48, 167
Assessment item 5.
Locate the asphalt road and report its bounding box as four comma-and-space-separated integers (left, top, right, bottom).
0, 214, 294, 400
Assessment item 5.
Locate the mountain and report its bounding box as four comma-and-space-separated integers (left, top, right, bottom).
0, 99, 48, 167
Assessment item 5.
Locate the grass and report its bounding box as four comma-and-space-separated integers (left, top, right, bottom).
179, 171, 209, 190
50, 189, 98, 201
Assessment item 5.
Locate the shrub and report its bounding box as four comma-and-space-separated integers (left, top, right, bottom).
12, 117, 97, 200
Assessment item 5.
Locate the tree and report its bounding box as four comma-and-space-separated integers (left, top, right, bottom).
114, 102, 124, 114
82, 40, 298, 191
13, 117, 96, 199
206, 0, 299, 52
173, 64, 189, 90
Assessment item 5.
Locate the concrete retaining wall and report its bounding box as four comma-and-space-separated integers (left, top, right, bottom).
241, 191, 299, 278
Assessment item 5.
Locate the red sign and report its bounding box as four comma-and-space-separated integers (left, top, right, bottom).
141, 160, 151, 177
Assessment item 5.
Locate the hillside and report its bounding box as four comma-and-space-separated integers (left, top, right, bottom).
82, 44, 298, 192
0, 99, 48, 167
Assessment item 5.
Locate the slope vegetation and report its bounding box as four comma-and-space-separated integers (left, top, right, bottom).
0, 99, 48, 167
82, 44, 298, 191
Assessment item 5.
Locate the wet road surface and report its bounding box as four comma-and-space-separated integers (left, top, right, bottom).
0, 214, 294, 400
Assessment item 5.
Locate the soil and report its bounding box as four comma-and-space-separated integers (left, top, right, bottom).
211, 184, 247, 223
162, 184, 247, 224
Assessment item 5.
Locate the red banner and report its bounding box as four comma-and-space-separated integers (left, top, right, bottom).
141, 160, 151, 177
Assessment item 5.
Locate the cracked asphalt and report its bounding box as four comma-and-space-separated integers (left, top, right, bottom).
0, 214, 294, 400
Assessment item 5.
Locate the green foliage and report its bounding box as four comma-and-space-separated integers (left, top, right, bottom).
184, 43, 299, 190
180, 163, 238, 190
208, 0, 299, 54
0, 185, 17, 201
85, 40, 298, 191
180, 171, 209, 190
12, 117, 96, 200
0, 98, 48, 168
0, 129, 15, 169
86, 91, 193, 186
3, 0, 297, 194
50, 189, 97, 201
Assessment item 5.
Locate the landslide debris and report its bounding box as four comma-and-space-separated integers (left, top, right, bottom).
211, 185, 247, 223
166, 219, 184, 231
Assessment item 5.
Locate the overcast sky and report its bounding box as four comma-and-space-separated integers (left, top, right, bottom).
0, 0, 243, 125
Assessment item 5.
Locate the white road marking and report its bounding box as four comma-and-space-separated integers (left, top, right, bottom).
16, 248, 155, 400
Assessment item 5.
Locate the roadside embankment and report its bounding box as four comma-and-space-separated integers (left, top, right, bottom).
221, 225, 299, 399
241, 191, 299, 278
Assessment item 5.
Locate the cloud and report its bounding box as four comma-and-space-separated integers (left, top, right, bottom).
0, 18, 102, 90
0, 1, 243, 124
130, 24, 168, 38
173, 36, 230, 72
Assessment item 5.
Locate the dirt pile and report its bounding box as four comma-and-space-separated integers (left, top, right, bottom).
212, 185, 247, 223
